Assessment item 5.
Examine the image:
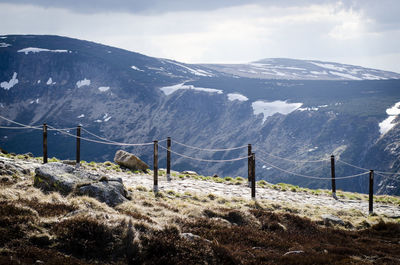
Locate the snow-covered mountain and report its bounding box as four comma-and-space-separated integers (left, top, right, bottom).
201, 58, 400, 80
1, 35, 400, 196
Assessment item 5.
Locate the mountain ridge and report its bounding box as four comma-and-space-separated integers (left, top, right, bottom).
1, 34, 400, 196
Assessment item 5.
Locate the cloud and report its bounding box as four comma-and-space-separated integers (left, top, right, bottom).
0, 1, 399, 72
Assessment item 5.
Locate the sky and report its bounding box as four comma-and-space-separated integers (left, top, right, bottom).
1, 0, 399, 72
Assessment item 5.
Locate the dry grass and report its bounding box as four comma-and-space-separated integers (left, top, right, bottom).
0, 155, 399, 264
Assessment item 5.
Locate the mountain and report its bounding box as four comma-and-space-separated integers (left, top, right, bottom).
1, 34, 400, 196
201, 58, 400, 80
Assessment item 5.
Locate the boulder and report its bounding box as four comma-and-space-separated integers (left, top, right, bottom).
114, 150, 149, 171
34, 162, 129, 206
75, 178, 128, 207
321, 214, 345, 226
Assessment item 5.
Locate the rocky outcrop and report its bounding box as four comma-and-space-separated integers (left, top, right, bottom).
114, 150, 149, 171
34, 162, 129, 206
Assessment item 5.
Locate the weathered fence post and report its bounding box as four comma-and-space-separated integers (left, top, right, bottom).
167, 137, 171, 181
331, 155, 337, 199
76, 125, 81, 167
369, 170, 374, 214
251, 152, 256, 199
43, 123, 47, 164
153, 140, 158, 192
248, 144, 252, 187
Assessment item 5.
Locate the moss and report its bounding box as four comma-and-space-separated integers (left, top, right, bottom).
224, 177, 233, 181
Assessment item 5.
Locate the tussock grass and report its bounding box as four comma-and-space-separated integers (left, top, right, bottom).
1, 155, 400, 264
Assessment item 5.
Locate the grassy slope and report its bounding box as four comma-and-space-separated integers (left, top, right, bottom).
0, 153, 399, 264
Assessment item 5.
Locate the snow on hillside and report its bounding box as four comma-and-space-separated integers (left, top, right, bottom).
18, 47, 69, 54
160, 83, 223, 95
76, 78, 91, 88
252, 100, 303, 123
227, 93, 248, 102
379, 102, 400, 135
201, 58, 400, 80
1, 72, 18, 90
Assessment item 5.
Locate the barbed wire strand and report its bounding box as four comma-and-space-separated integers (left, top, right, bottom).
172, 139, 248, 152
81, 127, 122, 144
0, 125, 40, 130
255, 148, 330, 163
375, 172, 400, 182
0, 115, 42, 130
159, 144, 251, 163
47, 125, 156, 146
258, 156, 369, 180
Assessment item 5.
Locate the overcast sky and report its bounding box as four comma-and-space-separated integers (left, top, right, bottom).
1, 0, 399, 72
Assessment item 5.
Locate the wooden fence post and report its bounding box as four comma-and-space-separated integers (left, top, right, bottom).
248, 144, 252, 187
43, 123, 47, 164
167, 137, 171, 181
153, 140, 158, 192
369, 170, 374, 214
251, 152, 256, 199
76, 125, 81, 167
331, 155, 337, 199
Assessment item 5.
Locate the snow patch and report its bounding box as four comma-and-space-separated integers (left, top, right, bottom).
252, 100, 303, 123
160, 83, 223, 95
98, 86, 110, 92
131, 66, 144, 71
0, 42, 11, 48
362, 73, 385, 80
227, 93, 248, 102
76, 78, 91, 88
29, 98, 39, 104
77, 114, 85, 118
1, 72, 18, 90
310, 62, 347, 72
46, 78, 56, 85
379, 102, 400, 135
37, 80, 41, 84
167, 61, 214, 77
329, 71, 362, 80
94, 119, 102, 123
18, 47, 69, 54
103, 113, 111, 122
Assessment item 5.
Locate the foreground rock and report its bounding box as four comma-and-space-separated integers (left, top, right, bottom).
34, 162, 129, 206
114, 150, 149, 171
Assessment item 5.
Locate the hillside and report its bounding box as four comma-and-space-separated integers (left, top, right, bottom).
1, 35, 400, 196
0, 152, 399, 264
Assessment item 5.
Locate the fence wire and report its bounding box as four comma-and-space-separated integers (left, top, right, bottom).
159, 144, 251, 163
172, 139, 248, 152
257, 156, 370, 180
256, 149, 329, 163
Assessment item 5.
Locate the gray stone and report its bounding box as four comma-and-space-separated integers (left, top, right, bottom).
114, 150, 149, 171
76, 180, 128, 207
34, 162, 129, 206
321, 214, 345, 226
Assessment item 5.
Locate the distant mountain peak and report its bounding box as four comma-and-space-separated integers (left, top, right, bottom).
201, 58, 400, 81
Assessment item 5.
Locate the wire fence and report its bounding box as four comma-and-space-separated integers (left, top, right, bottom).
1, 114, 399, 182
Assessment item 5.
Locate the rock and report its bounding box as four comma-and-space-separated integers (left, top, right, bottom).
34, 162, 129, 206
182, 170, 198, 175
34, 163, 83, 195
321, 214, 345, 226
114, 150, 149, 171
62, 160, 77, 166
75, 180, 128, 207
